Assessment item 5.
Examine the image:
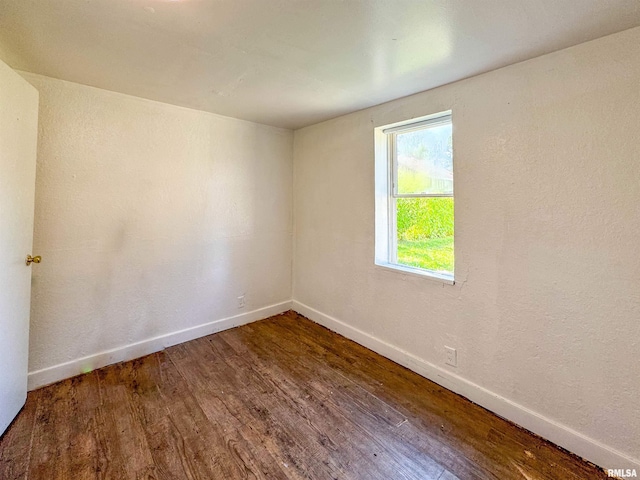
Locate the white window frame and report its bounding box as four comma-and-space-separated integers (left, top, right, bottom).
374, 111, 454, 284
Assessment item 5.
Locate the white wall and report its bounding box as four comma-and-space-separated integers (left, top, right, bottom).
21, 73, 293, 388
293, 27, 640, 471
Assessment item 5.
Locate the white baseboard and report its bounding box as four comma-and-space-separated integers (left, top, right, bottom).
28, 301, 292, 391
292, 300, 639, 473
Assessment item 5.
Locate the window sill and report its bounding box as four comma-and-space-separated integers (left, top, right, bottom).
374, 262, 455, 285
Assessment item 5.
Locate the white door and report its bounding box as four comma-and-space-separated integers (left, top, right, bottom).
0, 60, 39, 436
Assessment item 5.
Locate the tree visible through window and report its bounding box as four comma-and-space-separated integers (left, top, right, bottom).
375, 113, 453, 279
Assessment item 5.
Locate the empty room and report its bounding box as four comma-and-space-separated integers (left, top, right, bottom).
0, 1, 638, 478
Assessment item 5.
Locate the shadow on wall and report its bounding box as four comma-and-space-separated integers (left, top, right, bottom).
26, 74, 293, 374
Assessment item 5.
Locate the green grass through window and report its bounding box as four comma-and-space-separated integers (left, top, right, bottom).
395, 196, 454, 274
397, 237, 454, 273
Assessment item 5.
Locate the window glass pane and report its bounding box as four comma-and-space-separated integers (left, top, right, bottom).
396, 197, 454, 274
396, 122, 453, 195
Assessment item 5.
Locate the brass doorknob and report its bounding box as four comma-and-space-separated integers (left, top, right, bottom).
26, 255, 41, 266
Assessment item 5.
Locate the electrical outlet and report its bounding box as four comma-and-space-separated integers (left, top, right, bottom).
237, 295, 245, 309
445, 346, 457, 367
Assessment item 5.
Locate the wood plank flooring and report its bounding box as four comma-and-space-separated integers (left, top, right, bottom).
0, 311, 607, 479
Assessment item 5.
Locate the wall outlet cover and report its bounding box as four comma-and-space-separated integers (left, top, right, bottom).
445, 346, 457, 367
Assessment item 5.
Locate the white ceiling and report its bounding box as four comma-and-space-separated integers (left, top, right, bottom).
1, 1, 639, 129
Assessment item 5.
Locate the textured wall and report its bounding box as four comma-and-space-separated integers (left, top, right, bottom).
293, 27, 640, 466
22, 73, 293, 375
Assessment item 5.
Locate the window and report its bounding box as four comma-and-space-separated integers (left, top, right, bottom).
374, 111, 454, 283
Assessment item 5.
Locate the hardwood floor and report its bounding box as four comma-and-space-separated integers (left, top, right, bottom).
0, 311, 606, 479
